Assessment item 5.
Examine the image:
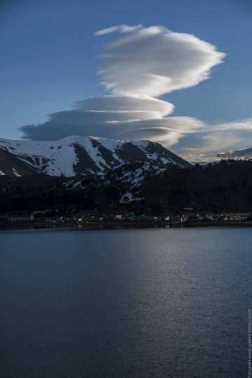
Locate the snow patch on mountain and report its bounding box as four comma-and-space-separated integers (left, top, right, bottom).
0, 136, 190, 177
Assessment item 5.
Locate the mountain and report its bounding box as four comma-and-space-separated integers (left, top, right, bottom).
0, 148, 38, 177
65, 160, 171, 205
217, 147, 252, 160
0, 136, 191, 177
2, 160, 252, 215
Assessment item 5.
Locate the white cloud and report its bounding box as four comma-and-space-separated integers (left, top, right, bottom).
215, 118, 252, 131
21, 96, 201, 145
21, 24, 231, 160
96, 25, 225, 97
174, 119, 252, 161
77, 95, 174, 119
95, 25, 142, 36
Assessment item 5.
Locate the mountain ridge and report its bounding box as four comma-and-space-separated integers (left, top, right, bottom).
0, 136, 191, 177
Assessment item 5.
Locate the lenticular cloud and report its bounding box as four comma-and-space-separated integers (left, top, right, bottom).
21, 25, 226, 150
96, 25, 225, 97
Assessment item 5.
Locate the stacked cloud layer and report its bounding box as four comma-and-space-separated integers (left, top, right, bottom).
23, 24, 252, 160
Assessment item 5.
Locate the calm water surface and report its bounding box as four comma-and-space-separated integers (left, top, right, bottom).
0, 228, 251, 377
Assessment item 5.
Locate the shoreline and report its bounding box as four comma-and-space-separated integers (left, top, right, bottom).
1, 221, 252, 232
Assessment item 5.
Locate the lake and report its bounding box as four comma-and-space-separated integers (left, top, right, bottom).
0, 228, 250, 377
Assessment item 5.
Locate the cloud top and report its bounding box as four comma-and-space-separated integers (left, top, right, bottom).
96, 25, 225, 97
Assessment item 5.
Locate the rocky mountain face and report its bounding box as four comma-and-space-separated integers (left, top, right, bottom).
0, 136, 191, 177
0, 148, 37, 177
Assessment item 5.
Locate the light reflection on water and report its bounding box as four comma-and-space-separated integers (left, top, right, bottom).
0, 228, 250, 377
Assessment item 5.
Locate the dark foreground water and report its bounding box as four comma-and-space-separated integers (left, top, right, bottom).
0, 228, 251, 378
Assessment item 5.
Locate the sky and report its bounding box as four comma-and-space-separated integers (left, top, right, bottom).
1, 0, 252, 159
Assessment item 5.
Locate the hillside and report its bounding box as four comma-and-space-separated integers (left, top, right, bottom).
0, 136, 190, 177
1, 160, 252, 214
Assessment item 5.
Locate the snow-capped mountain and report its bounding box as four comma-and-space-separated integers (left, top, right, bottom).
217, 147, 252, 160
0, 136, 190, 177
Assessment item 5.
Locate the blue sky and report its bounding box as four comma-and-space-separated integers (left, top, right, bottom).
0, 0, 252, 158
